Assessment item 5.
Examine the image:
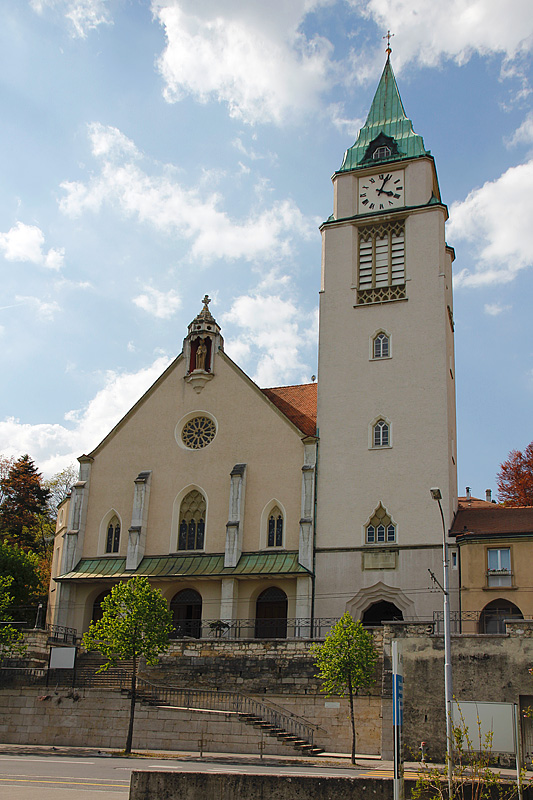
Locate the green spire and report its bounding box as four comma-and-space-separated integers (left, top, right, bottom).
339, 57, 429, 172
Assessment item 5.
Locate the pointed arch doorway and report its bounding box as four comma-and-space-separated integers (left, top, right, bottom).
361, 600, 403, 627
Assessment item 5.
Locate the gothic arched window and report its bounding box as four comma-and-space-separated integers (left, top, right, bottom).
267, 506, 284, 548
373, 332, 390, 358
373, 419, 390, 448
178, 490, 206, 551
366, 504, 396, 544
105, 517, 120, 554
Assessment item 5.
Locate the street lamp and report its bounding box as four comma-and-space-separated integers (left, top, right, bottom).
430, 487, 453, 799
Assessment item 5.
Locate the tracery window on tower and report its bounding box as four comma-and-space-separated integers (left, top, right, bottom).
178, 490, 206, 551
372, 332, 390, 359
365, 504, 396, 544
357, 220, 405, 305
373, 419, 390, 448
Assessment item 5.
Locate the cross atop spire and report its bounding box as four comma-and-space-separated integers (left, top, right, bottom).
383, 30, 394, 57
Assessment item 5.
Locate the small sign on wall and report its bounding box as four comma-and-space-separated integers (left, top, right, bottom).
49, 646, 77, 670
325, 701, 340, 708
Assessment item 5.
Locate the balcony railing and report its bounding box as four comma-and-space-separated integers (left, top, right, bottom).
169, 617, 341, 640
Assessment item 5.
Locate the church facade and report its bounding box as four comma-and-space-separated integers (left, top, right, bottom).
49, 56, 460, 638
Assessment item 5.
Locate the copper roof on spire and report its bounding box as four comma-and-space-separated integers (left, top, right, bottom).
339, 57, 429, 172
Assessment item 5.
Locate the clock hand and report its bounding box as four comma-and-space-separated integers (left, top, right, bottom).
377, 188, 394, 197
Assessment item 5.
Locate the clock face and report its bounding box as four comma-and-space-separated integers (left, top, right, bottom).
359, 171, 404, 214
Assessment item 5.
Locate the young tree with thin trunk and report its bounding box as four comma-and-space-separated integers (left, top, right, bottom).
497, 442, 533, 506
312, 613, 378, 764
81, 576, 173, 754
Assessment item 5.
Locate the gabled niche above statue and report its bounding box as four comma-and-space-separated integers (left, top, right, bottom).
183, 295, 224, 394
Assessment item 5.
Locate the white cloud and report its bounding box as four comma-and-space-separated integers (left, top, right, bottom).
0, 355, 172, 477
484, 303, 511, 316
30, 0, 112, 38
133, 286, 182, 319
0, 222, 64, 269
508, 112, 533, 147
222, 275, 317, 386
15, 296, 61, 321
349, 0, 533, 77
449, 160, 533, 287
328, 103, 365, 136
153, 0, 334, 125
59, 123, 316, 263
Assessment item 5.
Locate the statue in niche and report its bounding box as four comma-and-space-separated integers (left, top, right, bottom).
195, 338, 208, 371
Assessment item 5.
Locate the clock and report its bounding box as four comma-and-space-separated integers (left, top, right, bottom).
358, 170, 404, 214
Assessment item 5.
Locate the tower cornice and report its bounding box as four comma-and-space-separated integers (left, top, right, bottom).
320, 199, 449, 231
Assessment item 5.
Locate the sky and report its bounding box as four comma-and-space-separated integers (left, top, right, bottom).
1, 1, 532, 502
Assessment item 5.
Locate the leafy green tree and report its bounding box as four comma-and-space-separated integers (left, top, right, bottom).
0, 455, 50, 549
82, 576, 173, 754
0, 540, 44, 605
312, 613, 378, 764
0, 576, 26, 660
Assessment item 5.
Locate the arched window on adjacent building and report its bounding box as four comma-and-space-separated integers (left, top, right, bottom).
373, 332, 390, 359
255, 587, 288, 639
373, 419, 389, 448
170, 589, 202, 638
105, 516, 121, 554
366, 504, 396, 544
178, 490, 206, 551
479, 599, 523, 634
267, 506, 284, 548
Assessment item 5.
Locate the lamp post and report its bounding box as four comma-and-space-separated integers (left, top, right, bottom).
430, 487, 453, 799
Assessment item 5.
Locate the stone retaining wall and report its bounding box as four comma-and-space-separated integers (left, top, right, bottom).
382, 621, 533, 763
0, 687, 381, 755
128, 771, 401, 800
146, 635, 384, 697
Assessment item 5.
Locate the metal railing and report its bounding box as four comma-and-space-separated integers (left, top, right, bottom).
47, 624, 78, 645
5, 604, 47, 630
126, 676, 319, 746
169, 617, 340, 640
433, 610, 531, 634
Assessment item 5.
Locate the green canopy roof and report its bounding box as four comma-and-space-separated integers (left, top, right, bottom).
57, 551, 310, 581
339, 57, 429, 172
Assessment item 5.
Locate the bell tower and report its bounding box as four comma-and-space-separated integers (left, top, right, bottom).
183, 294, 224, 394
315, 54, 458, 621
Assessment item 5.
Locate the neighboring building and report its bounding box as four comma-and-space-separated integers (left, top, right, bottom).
452, 494, 533, 633
49, 55, 461, 638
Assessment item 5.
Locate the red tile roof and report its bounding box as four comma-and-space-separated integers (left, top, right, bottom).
452, 503, 533, 537
261, 383, 317, 437
457, 496, 495, 509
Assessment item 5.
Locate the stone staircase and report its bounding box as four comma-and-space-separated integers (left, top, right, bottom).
73, 652, 134, 687
122, 679, 324, 756
72, 655, 324, 756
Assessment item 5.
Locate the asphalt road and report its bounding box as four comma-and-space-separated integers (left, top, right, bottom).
0, 752, 382, 799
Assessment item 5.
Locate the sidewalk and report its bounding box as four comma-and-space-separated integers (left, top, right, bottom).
0, 741, 385, 769
0, 742, 529, 782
